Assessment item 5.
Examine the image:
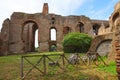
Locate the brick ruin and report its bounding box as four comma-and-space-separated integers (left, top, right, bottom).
0, 3, 112, 56
110, 2, 120, 79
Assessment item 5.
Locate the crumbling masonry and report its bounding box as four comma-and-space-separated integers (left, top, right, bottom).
110, 2, 120, 79
0, 3, 112, 56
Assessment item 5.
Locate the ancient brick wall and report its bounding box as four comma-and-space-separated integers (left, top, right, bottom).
0, 3, 111, 55
0, 19, 10, 55
88, 33, 113, 55
109, 1, 120, 79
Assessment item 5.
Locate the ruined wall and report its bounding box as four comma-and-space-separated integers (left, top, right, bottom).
91, 20, 110, 35
0, 19, 10, 56
8, 12, 95, 53
97, 40, 112, 56
0, 3, 111, 55
109, 1, 120, 79
88, 33, 113, 55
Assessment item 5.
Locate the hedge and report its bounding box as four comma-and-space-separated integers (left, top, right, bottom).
62, 32, 92, 53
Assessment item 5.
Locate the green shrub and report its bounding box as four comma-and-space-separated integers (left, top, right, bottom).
62, 32, 92, 53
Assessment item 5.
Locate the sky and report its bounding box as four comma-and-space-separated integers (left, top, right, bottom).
0, 0, 119, 47
0, 0, 119, 30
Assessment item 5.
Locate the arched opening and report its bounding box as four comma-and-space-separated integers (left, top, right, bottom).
49, 27, 57, 51
51, 17, 55, 24
76, 22, 84, 33
112, 12, 119, 23
50, 44, 57, 52
63, 26, 71, 35
96, 39, 112, 56
50, 28, 56, 41
22, 21, 39, 52
93, 24, 100, 35
35, 29, 39, 52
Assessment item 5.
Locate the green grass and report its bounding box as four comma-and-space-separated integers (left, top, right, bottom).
0, 52, 118, 80
98, 61, 116, 75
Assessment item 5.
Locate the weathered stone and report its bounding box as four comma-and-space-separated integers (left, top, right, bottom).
0, 18, 10, 56
0, 3, 112, 56
88, 33, 113, 56
82, 53, 98, 62
42, 3, 48, 15
68, 54, 79, 65
110, 1, 120, 79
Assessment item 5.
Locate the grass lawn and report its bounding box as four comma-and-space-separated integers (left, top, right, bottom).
0, 52, 118, 80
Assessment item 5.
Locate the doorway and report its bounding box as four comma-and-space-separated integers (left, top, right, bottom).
22, 21, 39, 52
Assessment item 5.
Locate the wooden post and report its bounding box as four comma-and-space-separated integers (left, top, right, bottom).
87, 54, 90, 65
21, 56, 24, 80
43, 55, 46, 75
61, 54, 65, 71
63, 54, 69, 63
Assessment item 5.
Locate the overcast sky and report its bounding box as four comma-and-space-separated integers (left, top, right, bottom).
0, 0, 118, 30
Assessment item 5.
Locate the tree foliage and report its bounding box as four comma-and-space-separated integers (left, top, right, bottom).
62, 32, 92, 53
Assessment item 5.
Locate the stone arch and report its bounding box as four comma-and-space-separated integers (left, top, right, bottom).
112, 12, 119, 24
50, 27, 57, 41
76, 22, 84, 33
22, 20, 39, 52
49, 27, 57, 51
51, 17, 55, 24
89, 33, 113, 55
96, 39, 112, 56
92, 24, 100, 35
63, 26, 71, 35
49, 42, 57, 52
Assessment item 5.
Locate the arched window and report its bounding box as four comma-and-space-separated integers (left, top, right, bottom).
51, 17, 55, 24
63, 26, 71, 35
112, 12, 119, 23
50, 44, 57, 52
22, 21, 39, 52
35, 29, 38, 48
77, 22, 84, 33
50, 28, 56, 41
93, 24, 100, 35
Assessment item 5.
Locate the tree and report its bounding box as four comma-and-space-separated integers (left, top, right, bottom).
62, 32, 92, 53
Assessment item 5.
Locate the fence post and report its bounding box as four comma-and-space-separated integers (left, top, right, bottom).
21, 56, 24, 80
87, 54, 90, 65
61, 54, 65, 71
43, 55, 46, 75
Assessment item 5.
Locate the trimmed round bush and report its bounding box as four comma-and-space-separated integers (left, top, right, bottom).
62, 32, 92, 53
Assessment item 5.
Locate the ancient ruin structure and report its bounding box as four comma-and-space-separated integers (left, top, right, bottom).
0, 3, 112, 56
110, 2, 120, 79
